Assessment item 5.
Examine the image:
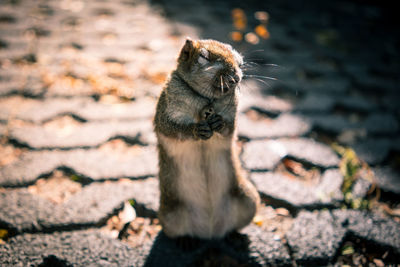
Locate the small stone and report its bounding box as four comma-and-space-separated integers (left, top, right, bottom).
245, 32, 259, 45
275, 208, 290, 217
373, 259, 385, 267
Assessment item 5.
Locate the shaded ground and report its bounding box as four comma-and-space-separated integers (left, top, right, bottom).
1, 0, 400, 266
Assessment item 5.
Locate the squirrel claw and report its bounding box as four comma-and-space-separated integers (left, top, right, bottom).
194, 120, 213, 140
207, 114, 224, 132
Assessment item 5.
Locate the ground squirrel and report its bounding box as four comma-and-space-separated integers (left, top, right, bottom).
154, 38, 260, 241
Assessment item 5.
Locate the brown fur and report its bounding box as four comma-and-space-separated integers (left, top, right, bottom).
154, 38, 260, 239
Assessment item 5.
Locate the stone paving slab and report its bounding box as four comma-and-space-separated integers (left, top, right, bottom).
286, 209, 400, 265
9, 120, 154, 149
286, 210, 347, 265
335, 95, 377, 113
294, 94, 335, 113
305, 114, 360, 136
241, 140, 284, 171
0, 151, 60, 187
0, 96, 156, 123
239, 87, 293, 116
306, 112, 400, 139
242, 138, 339, 171
238, 113, 311, 139
251, 169, 343, 211
352, 138, 392, 165
0, 146, 158, 187
335, 210, 400, 254
372, 166, 400, 196
278, 138, 339, 168
354, 74, 399, 94
0, 230, 139, 267
0, 73, 45, 98
293, 94, 377, 115
0, 178, 159, 233
285, 77, 350, 95
363, 113, 399, 136
351, 177, 372, 200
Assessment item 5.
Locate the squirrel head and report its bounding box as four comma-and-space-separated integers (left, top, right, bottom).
176, 38, 243, 99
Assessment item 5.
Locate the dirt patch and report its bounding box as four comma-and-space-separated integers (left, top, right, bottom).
102, 201, 161, 248
0, 143, 26, 167
336, 238, 399, 267
28, 170, 82, 204
99, 139, 144, 157
43, 115, 83, 137
252, 204, 293, 240
244, 109, 273, 123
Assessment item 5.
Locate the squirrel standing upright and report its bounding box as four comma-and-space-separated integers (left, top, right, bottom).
154, 38, 260, 240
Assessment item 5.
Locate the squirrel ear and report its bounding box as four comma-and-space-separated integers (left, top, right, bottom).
179, 37, 195, 61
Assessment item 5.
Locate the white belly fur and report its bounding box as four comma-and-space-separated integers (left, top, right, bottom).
159, 133, 233, 238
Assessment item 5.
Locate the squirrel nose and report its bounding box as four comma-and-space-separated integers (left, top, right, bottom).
228, 73, 240, 86
233, 73, 240, 83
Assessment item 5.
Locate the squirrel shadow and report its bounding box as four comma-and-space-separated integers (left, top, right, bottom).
143, 231, 262, 267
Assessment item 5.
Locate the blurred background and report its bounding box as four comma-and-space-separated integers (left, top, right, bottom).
0, 0, 399, 266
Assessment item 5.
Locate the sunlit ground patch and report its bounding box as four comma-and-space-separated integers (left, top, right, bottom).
28, 170, 82, 204
252, 204, 293, 241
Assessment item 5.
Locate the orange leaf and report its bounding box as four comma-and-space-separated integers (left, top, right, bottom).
255, 25, 270, 39
230, 31, 243, 42
232, 8, 247, 30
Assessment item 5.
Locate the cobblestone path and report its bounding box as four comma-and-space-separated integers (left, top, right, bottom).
1, 0, 399, 266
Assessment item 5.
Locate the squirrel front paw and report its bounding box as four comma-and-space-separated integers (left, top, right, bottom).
194, 120, 213, 140
207, 114, 225, 132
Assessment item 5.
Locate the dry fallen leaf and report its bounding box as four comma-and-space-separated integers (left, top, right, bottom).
28, 171, 82, 204
245, 109, 272, 123
144, 71, 167, 85
281, 158, 320, 183
232, 8, 246, 30
373, 259, 385, 267
255, 24, 270, 39
0, 229, 8, 240
252, 215, 263, 226
230, 31, 243, 42
275, 207, 290, 217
